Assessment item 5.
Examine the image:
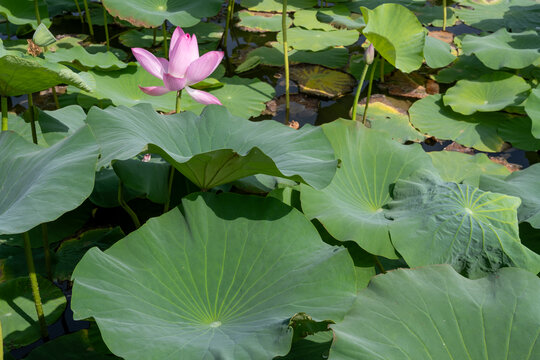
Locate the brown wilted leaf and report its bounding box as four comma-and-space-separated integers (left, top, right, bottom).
288, 120, 299, 129
27, 39, 42, 57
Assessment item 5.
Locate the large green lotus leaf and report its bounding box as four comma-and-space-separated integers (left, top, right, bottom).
423, 35, 456, 69
301, 119, 433, 258
71, 66, 274, 118
113, 158, 171, 204
454, 0, 540, 32
35, 105, 87, 146
276, 331, 333, 360
25, 325, 120, 359
240, 0, 317, 12
329, 265, 540, 360
429, 151, 510, 187
443, 72, 531, 115
89, 167, 144, 208
118, 28, 165, 48
86, 103, 336, 190
316, 5, 365, 30
237, 11, 292, 32
360, 4, 425, 73
44, 42, 127, 71
480, 164, 540, 229
71, 192, 357, 360
0, 126, 99, 235
526, 85, 540, 138
410, 94, 526, 152
293, 9, 336, 30
0, 0, 50, 29
387, 170, 540, 278
462, 29, 540, 70
290, 65, 355, 98
435, 55, 491, 84
1, 276, 66, 349
242, 42, 349, 69
4, 112, 46, 145
0, 55, 92, 96
101, 0, 222, 27
54, 227, 125, 281
277, 28, 359, 52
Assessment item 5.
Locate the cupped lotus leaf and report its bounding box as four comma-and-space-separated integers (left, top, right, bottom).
329, 265, 540, 360
237, 11, 292, 32
293, 9, 336, 31
387, 170, 540, 278
71, 66, 274, 118
32, 23, 56, 47
277, 28, 359, 52
526, 85, 540, 138
454, 0, 540, 32
101, 0, 222, 27
86, 103, 337, 190
301, 119, 433, 258
423, 35, 456, 69
0, 0, 50, 29
443, 72, 531, 115
242, 42, 349, 69
0, 126, 99, 235
480, 164, 540, 229
0, 54, 92, 96
316, 5, 365, 30
1, 276, 66, 349
71, 192, 357, 360
290, 65, 355, 98
240, 0, 318, 12
44, 42, 127, 71
429, 151, 510, 187
360, 4, 425, 73
435, 55, 490, 84
462, 29, 540, 70
410, 94, 522, 152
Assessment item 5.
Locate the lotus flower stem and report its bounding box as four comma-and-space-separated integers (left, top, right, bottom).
282, 0, 290, 124
34, 0, 41, 25
51, 87, 60, 109
362, 56, 378, 125
164, 165, 175, 213
442, 0, 447, 31
27, 93, 38, 144
103, 5, 110, 51
351, 63, 369, 121
379, 58, 385, 83
162, 21, 168, 57
118, 182, 141, 229
1, 96, 7, 131
23, 232, 49, 340
42, 223, 53, 280
373, 255, 386, 274
82, 0, 94, 37
223, 0, 235, 53
175, 89, 182, 113
74, 0, 84, 24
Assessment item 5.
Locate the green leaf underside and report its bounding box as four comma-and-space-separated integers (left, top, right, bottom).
387, 170, 540, 278
301, 120, 433, 258
0, 127, 99, 235
424, 35, 456, 69
277, 28, 359, 52
525, 85, 540, 138
330, 265, 540, 360
71, 192, 357, 360
86, 103, 337, 190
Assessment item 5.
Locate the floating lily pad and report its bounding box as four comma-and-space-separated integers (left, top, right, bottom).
293, 9, 336, 30
316, 5, 365, 30
480, 164, 540, 229
462, 29, 540, 70
86, 103, 337, 190
237, 10, 291, 32
387, 170, 540, 278
525, 84, 540, 138
330, 265, 540, 359
118, 28, 164, 48
0, 127, 99, 235
301, 120, 433, 258
1, 276, 66, 349
443, 72, 531, 115
44, 41, 127, 71
240, 0, 318, 12
454, 0, 540, 32
0, 0, 50, 29
71, 192, 357, 360
423, 35, 456, 69
429, 151, 510, 186
360, 4, 425, 73
277, 27, 359, 52
290, 65, 355, 98
102, 0, 222, 27
0, 54, 92, 96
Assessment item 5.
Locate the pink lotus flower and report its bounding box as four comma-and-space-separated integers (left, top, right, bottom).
132, 27, 224, 105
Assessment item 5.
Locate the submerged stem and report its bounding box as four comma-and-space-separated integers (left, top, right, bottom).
103, 5, 110, 51
27, 93, 38, 144
362, 56, 378, 125
351, 63, 369, 121
82, 0, 94, 37
1, 96, 7, 131
282, 0, 290, 124
443, 0, 447, 31
118, 182, 141, 229
42, 223, 53, 280
74, 0, 84, 23
162, 21, 168, 56
23, 232, 49, 340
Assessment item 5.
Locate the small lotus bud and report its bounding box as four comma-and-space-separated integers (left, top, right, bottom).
364, 44, 374, 65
